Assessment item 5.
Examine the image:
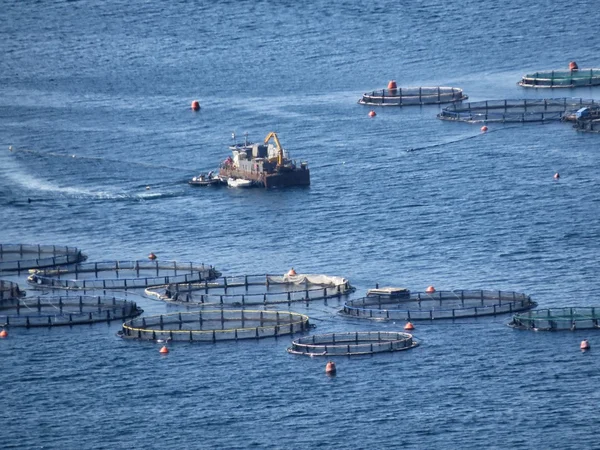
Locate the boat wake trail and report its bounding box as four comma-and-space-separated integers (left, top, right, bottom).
406, 125, 522, 153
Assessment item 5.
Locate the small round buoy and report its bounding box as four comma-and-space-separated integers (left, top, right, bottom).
569, 61, 578, 71
191, 100, 200, 111
404, 322, 414, 331
554, 172, 560, 179
0, 329, 8, 338
148, 252, 157, 260
288, 267, 297, 276
325, 361, 336, 375
368, 110, 376, 118
159, 345, 169, 354
425, 286, 436, 294
580, 339, 590, 350
481, 126, 488, 132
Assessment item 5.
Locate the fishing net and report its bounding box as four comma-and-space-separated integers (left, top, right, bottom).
0, 280, 25, 301
343, 289, 535, 321
144, 273, 354, 306
359, 86, 467, 106
519, 69, 600, 88
287, 331, 418, 356
0, 244, 87, 272
27, 260, 220, 290
437, 98, 600, 123
0, 295, 142, 327
119, 309, 310, 342
509, 307, 600, 331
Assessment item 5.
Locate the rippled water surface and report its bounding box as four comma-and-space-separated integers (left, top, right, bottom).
2, 0, 600, 448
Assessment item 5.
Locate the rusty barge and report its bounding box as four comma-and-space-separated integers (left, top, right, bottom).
218, 132, 310, 189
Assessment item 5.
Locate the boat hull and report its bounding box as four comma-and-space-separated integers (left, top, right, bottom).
219, 167, 310, 189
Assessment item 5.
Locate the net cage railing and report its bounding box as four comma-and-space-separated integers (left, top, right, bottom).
26, 260, 220, 290
519, 69, 600, 88
574, 119, 600, 133
0, 280, 25, 301
0, 244, 87, 272
119, 309, 310, 342
144, 273, 354, 305
287, 331, 418, 356
359, 86, 467, 106
342, 290, 535, 321
437, 98, 600, 123
508, 307, 600, 331
0, 295, 143, 327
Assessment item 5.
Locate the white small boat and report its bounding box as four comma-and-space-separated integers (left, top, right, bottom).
227, 178, 253, 188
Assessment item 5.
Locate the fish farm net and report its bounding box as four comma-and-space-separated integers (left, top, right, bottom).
518, 69, 600, 88
574, 119, 600, 133
0, 280, 25, 301
359, 86, 467, 106
119, 309, 310, 342
287, 331, 418, 356
342, 289, 535, 321
144, 273, 354, 306
0, 295, 142, 327
508, 307, 600, 331
0, 244, 87, 272
27, 260, 220, 290
437, 98, 600, 123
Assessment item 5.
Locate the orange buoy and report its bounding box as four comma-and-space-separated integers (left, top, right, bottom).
325, 361, 336, 375
580, 339, 590, 350
569, 61, 578, 71
368, 110, 376, 118
288, 267, 297, 276
425, 286, 436, 294
387, 80, 398, 95
404, 322, 414, 331
481, 126, 488, 132
0, 329, 8, 338
554, 172, 560, 179
159, 345, 169, 354
191, 100, 200, 111
148, 252, 157, 260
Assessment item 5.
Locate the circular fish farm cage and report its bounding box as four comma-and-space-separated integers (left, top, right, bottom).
342, 289, 535, 321
287, 331, 418, 356
574, 118, 600, 133
359, 86, 467, 106
437, 98, 600, 123
0, 295, 142, 327
119, 309, 310, 342
518, 69, 600, 88
508, 307, 600, 331
0, 244, 87, 272
26, 260, 220, 290
0, 280, 25, 301
145, 273, 354, 306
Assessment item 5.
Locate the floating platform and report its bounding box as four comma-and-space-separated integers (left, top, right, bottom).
145, 273, 354, 306
0, 244, 87, 272
287, 331, 418, 356
0, 295, 142, 327
342, 289, 536, 321
437, 98, 600, 123
519, 68, 600, 88
27, 260, 220, 290
509, 307, 600, 331
119, 309, 310, 342
359, 85, 467, 106
572, 106, 600, 133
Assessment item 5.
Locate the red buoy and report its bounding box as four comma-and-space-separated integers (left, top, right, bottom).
404, 322, 414, 331
148, 252, 157, 260
425, 286, 436, 294
368, 110, 376, 118
569, 61, 578, 71
387, 80, 398, 95
0, 329, 8, 338
325, 361, 336, 375
481, 126, 488, 132
159, 345, 169, 354
191, 100, 200, 111
581, 339, 590, 350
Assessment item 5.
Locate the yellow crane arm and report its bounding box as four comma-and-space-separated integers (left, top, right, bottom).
264, 132, 284, 166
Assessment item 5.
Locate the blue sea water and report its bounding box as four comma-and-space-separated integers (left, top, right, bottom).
2, 0, 600, 448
